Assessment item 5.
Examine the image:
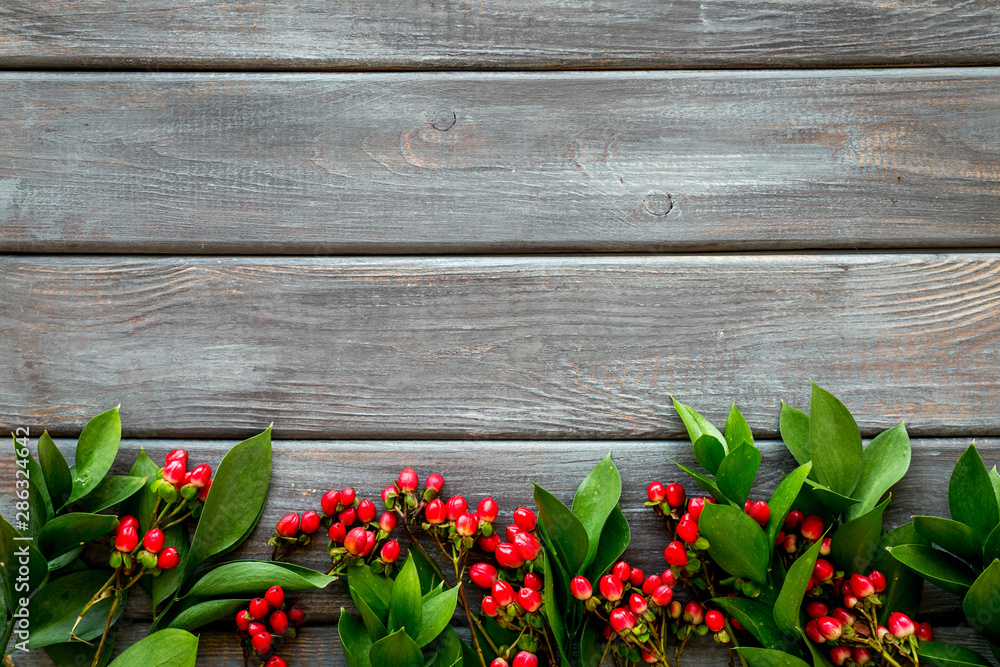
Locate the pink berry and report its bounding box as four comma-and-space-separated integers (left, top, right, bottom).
647, 481, 666, 503
340, 487, 356, 505
380, 539, 401, 563
609, 608, 636, 631
664, 541, 688, 567
570, 576, 592, 600
275, 513, 299, 538
491, 580, 514, 607
446, 495, 468, 521
513, 508, 537, 531
320, 490, 341, 516
424, 498, 447, 524
300, 510, 321, 534
426, 474, 444, 493
599, 574, 624, 601
397, 468, 419, 492
189, 464, 212, 488
470, 563, 498, 588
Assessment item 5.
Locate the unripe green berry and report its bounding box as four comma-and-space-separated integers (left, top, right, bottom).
158, 483, 178, 502
180, 484, 199, 500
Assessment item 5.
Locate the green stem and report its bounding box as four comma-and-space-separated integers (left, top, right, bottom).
1, 618, 16, 663
162, 510, 194, 530
453, 557, 488, 667
91, 589, 120, 667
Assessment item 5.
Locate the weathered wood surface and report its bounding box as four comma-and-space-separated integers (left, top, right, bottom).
1, 1, 999, 70
2, 70, 999, 254
3, 254, 1000, 439
3, 439, 997, 665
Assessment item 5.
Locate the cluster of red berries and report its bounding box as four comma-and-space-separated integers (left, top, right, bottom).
109, 514, 179, 573
777, 510, 831, 556
150, 449, 213, 506
234, 585, 305, 667
647, 482, 714, 578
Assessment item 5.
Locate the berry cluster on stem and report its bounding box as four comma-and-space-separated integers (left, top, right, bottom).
234, 585, 305, 667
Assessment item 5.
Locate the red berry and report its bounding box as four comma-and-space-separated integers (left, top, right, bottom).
599, 575, 623, 601
198, 478, 212, 502
660, 570, 676, 587
189, 464, 212, 488
424, 498, 447, 524
381, 485, 396, 504
512, 652, 538, 667
269, 610, 289, 635
868, 569, 887, 592
357, 500, 377, 524
570, 576, 593, 600
328, 522, 347, 542
612, 560, 631, 582
805, 619, 823, 643
853, 648, 872, 665
397, 467, 419, 492
664, 541, 688, 567
651, 585, 673, 607
156, 547, 180, 569
491, 580, 514, 607
380, 539, 401, 563
523, 571, 543, 591
446, 495, 468, 521
300, 510, 321, 534
338, 507, 357, 527
250, 631, 272, 654
505, 525, 523, 542
820, 537, 832, 555
340, 487, 356, 505
849, 573, 875, 598
629, 593, 647, 615
362, 530, 376, 556
806, 601, 828, 619
609, 608, 636, 631
516, 587, 542, 612
275, 513, 300, 538
641, 575, 662, 595
705, 610, 726, 632
916, 621, 933, 641
513, 508, 537, 532
249, 598, 270, 619
813, 559, 834, 582
477, 498, 499, 523
642, 651, 658, 664
748, 500, 770, 527
677, 518, 699, 543
320, 490, 341, 516
247, 621, 266, 637
785, 510, 804, 530
843, 594, 858, 609
888, 612, 915, 639
775, 529, 786, 546
481, 596, 499, 616
687, 497, 707, 522
343, 527, 370, 556
379, 512, 397, 533
817, 616, 843, 641
495, 542, 525, 569
162, 460, 186, 486
513, 531, 542, 561
165, 449, 188, 468
647, 481, 666, 503
288, 605, 304, 626
829, 646, 852, 666
456, 512, 479, 537
426, 473, 444, 493
115, 526, 139, 553
668, 600, 683, 619
142, 528, 165, 553
116, 515, 139, 535
236, 609, 252, 631
831, 607, 855, 627
478, 534, 501, 553
684, 601, 704, 625
629, 567, 645, 587
265, 586, 285, 608
470, 563, 499, 588
491, 659, 508, 667
266, 658, 287, 667
665, 483, 686, 509
800, 515, 824, 541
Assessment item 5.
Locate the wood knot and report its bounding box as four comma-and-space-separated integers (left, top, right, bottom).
429, 110, 457, 132
644, 191, 673, 217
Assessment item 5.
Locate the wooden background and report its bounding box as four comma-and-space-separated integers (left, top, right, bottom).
1, 2, 999, 663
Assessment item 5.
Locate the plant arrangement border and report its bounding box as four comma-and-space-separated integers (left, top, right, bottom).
3, 382, 999, 667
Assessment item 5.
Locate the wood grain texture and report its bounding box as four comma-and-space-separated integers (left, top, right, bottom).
2, 70, 999, 254
3, 254, 1000, 439
3, 439, 997, 665
1, 1, 999, 70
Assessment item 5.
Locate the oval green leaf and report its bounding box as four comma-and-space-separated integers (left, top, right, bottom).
716, 441, 762, 507
340, 608, 373, 667
886, 544, 976, 597
108, 628, 198, 667
767, 463, 812, 549
369, 628, 423, 667
872, 522, 929, 624
68, 406, 122, 504
414, 583, 459, 647
914, 516, 983, 567
37, 513, 118, 567
774, 535, 825, 635
76, 475, 148, 514
38, 431, 72, 509
804, 479, 860, 514
985, 525, 1000, 565
699, 502, 769, 584
963, 559, 1000, 645
28, 570, 126, 648
809, 382, 862, 497
571, 453, 622, 571
388, 554, 422, 639
918, 640, 994, 667
738, 647, 812, 667
348, 564, 394, 618
830, 497, 890, 575
534, 483, 588, 575
13, 438, 52, 536
672, 461, 729, 505
167, 598, 248, 631
586, 504, 630, 580
847, 422, 910, 521
0, 514, 48, 612
673, 397, 727, 474
950, 444, 1000, 543
711, 597, 790, 650
725, 402, 755, 450
779, 401, 811, 469
183, 560, 335, 599
45, 628, 115, 667
540, 550, 566, 662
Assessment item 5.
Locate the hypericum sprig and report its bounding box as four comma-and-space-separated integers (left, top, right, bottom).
234, 585, 305, 667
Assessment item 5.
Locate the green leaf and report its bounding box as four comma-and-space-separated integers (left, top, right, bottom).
107, 629, 198, 667
808, 382, 862, 497
779, 401, 811, 469
673, 397, 727, 474
774, 536, 824, 635
340, 609, 373, 667
38, 431, 72, 508
425, 625, 463, 667
766, 463, 813, 550
541, 550, 567, 663
46, 628, 115, 667
68, 406, 122, 505
0, 514, 47, 614
803, 479, 860, 514
37, 513, 118, 568
169, 427, 272, 601
872, 522, 928, 623
76, 475, 148, 514
847, 422, 910, 521
672, 461, 729, 505
414, 583, 459, 647
699, 502, 769, 584
985, 524, 1000, 565
725, 403, 755, 449
716, 442, 762, 507
964, 559, 1000, 644
918, 640, 994, 667
579, 619, 607, 667
914, 516, 983, 567
950, 444, 1000, 543
183, 560, 335, 598
388, 555, 422, 639
830, 497, 890, 575
411, 546, 443, 595
586, 504, 630, 580
28, 570, 125, 648
348, 564, 394, 618
167, 598, 248, 631
738, 648, 812, 667
571, 453, 622, 571
711, 597, 790, 650
354, 591, 388, 641
886, 545, 976, 596
13, 436, 52, 536
369, 628, 424, 667
990, 467, 1000, 510
533, 483, 588, 575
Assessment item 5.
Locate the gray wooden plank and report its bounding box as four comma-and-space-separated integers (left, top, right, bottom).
1, 70, 999, 254
3, 439, 995, 665
1, 1, 999, 70
3, 254, 1000, 439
